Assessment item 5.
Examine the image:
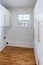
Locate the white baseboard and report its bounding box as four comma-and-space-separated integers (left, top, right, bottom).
0, 43, 6, 51
0, 40, 33, 51
34, 48, 38, 65
7, 41, 34, 48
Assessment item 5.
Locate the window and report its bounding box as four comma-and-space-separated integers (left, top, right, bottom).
18, 14, 31, 27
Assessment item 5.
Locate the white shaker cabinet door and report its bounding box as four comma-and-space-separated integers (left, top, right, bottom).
0, 4, 11, 26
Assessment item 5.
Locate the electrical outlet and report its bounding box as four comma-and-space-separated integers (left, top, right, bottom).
6, 42, 8, 44
4, 37, 6, 39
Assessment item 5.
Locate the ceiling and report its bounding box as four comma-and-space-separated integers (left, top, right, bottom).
0, 0, 37, 9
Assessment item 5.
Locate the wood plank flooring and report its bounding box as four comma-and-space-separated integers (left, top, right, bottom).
0, 46, 36, 65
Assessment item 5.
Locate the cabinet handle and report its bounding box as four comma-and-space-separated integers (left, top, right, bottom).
38, 21, 40, 42
4, 15, 6, 25
38, 59, 40, 65
10, 17, 11, 25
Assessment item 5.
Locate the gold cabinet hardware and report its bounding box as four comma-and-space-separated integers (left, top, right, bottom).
4, 14, 6, 25
10, 16, 11, 25
38, 59, 40, 65
38, 21, 40, 42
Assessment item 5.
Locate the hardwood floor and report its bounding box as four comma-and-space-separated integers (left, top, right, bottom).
0, 46, 36, 65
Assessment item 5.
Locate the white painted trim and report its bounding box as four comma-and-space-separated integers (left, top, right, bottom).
6, 41, 33, 48
34, 49, 38, 65
0, 43, 6, 51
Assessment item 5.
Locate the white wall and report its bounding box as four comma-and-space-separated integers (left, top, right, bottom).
0, 27, 10, 51
6, 8, 34, 48
0, 27, 6, 51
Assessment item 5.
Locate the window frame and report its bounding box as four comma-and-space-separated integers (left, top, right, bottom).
18, 14, 31, 28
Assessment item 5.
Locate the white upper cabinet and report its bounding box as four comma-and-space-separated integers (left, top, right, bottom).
0, 4, 11, 26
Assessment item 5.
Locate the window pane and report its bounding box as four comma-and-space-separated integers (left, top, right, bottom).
18, 14, 30, 20
24, 15, 30, 20
18, 15, 23, 20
